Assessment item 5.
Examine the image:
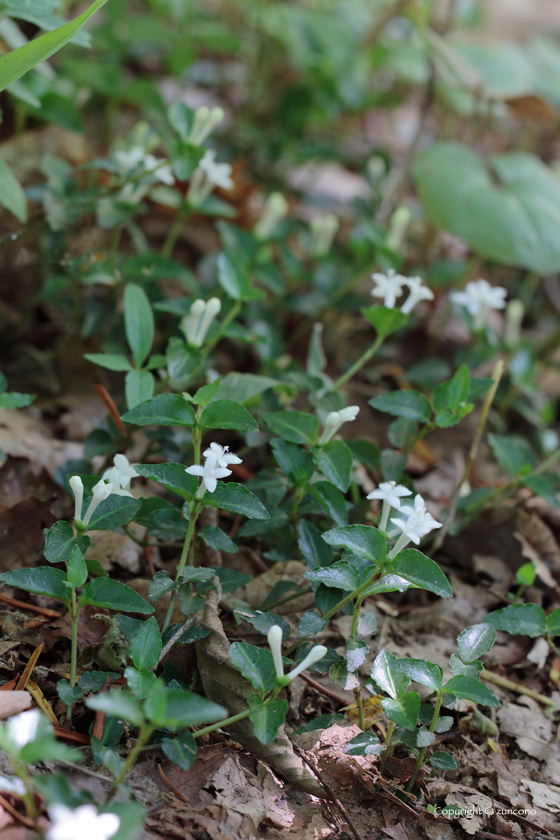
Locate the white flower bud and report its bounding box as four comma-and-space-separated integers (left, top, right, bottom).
187, 106, 224, 145
287, 646, 328, 682
254, 193, 289, 240
267, 625, 284, 680
69, 475, 84, 522
83, 479, 113, 527
309, 214, 339, 257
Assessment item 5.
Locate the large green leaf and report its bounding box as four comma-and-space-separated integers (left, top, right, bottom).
313, 440, 353, 492
371, 649, 409, 700
444, 676, 499, 707
124, 284, 154, 369
86, 495, 140, 531
200, 400, 258, 432
382, 692, 420, 731
248, 694, 288, 744
79, 579, 154, 614
134, 463, 198, 501
264, 410, 319, 445
369, 390, 431, 422
414, 142, 560, 274
122, 394, 196, 427
0, 0, 110, 91
228, 642, 276, 694
270, 439, 314, 486
0, 567, 68, 603
44, 521, 90, 565
129, 616, 162, 671
200, 482, 270, 520
484, 603, 546, 638
391, 549, 452, 598
0, 159, 27, 222
322, 525, 387, 563
457, 624, 497, 663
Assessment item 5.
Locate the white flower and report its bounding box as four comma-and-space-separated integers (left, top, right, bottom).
6, 709, 42, 748
114, 146, 144, 172
309, 214, 339, 257
203, 442, 242, 469
450, 279, 507, 330
143, 154, 175, 186
102, 453, 139, 497
186, 445, 239, 497
388, 494, 442, 558
367, 481, 412, 531
69, 475, 84, 522
187, 150, 233, 206
400, 276, 434, 315
83, 479, 113, 527
318, 406, 360, 445
47, 804, 120, 840
371, 269, 406, 309
267, 625, 284, 680
187, 106, 224, 146
254, 192, 289, 240
115, 148, 174, 185
287, 646, 328, 682
181, 297, 222, 348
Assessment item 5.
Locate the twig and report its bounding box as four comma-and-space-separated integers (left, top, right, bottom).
481, 669, 558, 708
0, 590, 61, 618
0, 792, 35, 828
157, 763, 189, 804
16, 644, 43, 691
294, 746, 364, 840
156, 617, 196, 666
300, 672, 349, 705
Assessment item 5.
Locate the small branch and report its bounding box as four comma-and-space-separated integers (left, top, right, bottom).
156, 617, 196, 666
481, 669, 558, 708
294, 746, 363, 840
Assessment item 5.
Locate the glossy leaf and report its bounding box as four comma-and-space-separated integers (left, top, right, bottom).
129, 616, 162, 671
343, 732, 384, 756
382, 692, 420, 731
271, 439, 314, 486
134, 463, 198, 501
124, 283, 154, 369
430, 751, 457, 770
86, 690, 145, 728
248, 694, 288, 744
313, 440, 352, 492
484, 603, 546, 638
228, 642, 276, 694
391, 549, 452, 598
444, 676, 499, 707
200, 482, 270, 519
304, 560, 362, 591
44, 521, 90, 566
370, 390, 431, 422
394, 658, 442, 692
161, 731, 197, 771
85, 495, 141, 531
371, 650, 410, 700
457, 624, 497, 663
264, 410, 319, 445
298, 520, 333, 569
234, 609, 291, 641
322, 525, 387, 563
200, 400, 258, 432
79, 579, 154, 614
0, 567, 68, 603
122, 394, 196, 428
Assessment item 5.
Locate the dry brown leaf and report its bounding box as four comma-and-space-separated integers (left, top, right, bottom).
0, 691, 31, 719
505, 94, 557, 122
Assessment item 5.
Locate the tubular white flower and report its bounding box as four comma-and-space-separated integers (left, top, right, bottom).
367, 481, 412, 531
203, 442, 242, 469
504, 299, 524, 348
287, 645, 328, 682
388, 494, 442, 558
254, 192, 289, 240
47, 804, 120, 840
187, 106, 224, 146
400, 276, 434, 315
83, 479, 114, 527
267, 625, 284, 680
371, 269, 406, 309
6, 709, 42, 748
318, 406, 359, 445
186, 446, 238, 497
309, 213, 339, 257
69, 475, 84, 522
450, 279, 507, 331
187, 150, 233, 206
181, 298, 221, 348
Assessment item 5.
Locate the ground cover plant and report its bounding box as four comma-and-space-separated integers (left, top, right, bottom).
0, 1, 560, 839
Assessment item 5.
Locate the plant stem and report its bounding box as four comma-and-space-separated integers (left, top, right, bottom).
379, 720, 396, 775
353, 686, 366, 731
162, 505, 201, 632
193, 709, 250, 739
109, 725, 155, 793
406, 693, 442, 792
67, 591, 80, 720
327, 334, 384, 393
161, 204, 190, 258
432, 360, 503, 553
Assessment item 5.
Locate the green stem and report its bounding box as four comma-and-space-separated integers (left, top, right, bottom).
406, 693, 443, 792
161, 204, 190, 258
327, 334, 384, 393
193, 709, 250, 739
109, 725, 155, 793
354, 687, 366, 731
403, 421, 435, 455
162, 505, 201, 632
379, 720, 396, 775
67, 591, 80, 720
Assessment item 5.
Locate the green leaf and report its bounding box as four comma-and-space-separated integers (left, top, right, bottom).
308, 481, 348, 526
86, 495, 140, 531
547, 609, 560, 637
524, 473, 560, 508
44, 521, 90, 565
56, 679, 83, 705
229, 642, 276, 694
121, 394, 196, 428
430, 751, 457, 771
343, 732, 384, 756
357, 612, 377, 639
346, 639, 369, 673
304, 561, 362, 591
0, 567, 68, 603
84, 354, 132, 372
322, 525, 387, 563
457, 624, 497, 663
192, 379, 222, 406
79, 579, 154, 615
211, 568, 252, 593
135, 463, 198, 502
449, 655, 483, 679
66, 545, 88, 589
217, 252, 264, 301
125, 370, 155, 410
124, 667, 157, 700
444, 676, 499, 707
484, 603, 546, 638
292, 713, 345, 734
271, 439, 314, 486
148, 687, 227, 730
371, 650, 410, 699
488, 434, 535, 478
0, 391, 34, 409
0, 159, 27, 222
382, 692, 420, 730
248, 694, 288, 744
200, 482, 270, 520
0, 0, 109, 92
234, 608, 291, 641
124, 284, 154, 369
211, 373, 283, 404
298, 610, 327, 637
414, 142, 560, 274
264, 410, 319, 445
129, 616, 161, 671
161, 731, 197, 771
346, 440, 381, 474
313, 440, 352, 492
361, 306, 408, 337
391, 549, 452, 598
200, 400, 258, 432
86, 689, 145, 728
394, 658, 442, 692
198, 526, 238, 554
298, 520, 333, 569
369, 390, 431, 422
